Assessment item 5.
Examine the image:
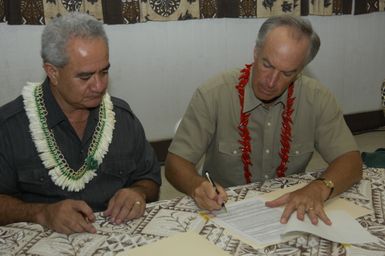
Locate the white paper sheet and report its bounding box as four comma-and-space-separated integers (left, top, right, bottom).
213, 197, 285, 244
260, 183, 373, 219
213, 197, 377, 245
284, 210, 378, 244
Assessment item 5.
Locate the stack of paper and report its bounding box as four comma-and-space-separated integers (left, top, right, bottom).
212, 184, 377, 246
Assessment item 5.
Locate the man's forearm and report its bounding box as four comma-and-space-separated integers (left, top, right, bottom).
320, 150, 363, 200
130, 180, 160, 202
0, 195, 45, 226
164, 153, 205, 197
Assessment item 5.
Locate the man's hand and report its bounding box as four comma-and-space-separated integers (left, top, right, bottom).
35, 199, 96, 235
103, 188, 146, 225
265, 182, 332, 225
165, 153, 228, 211
192, 179, 227, 211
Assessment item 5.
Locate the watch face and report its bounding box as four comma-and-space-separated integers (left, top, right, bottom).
324, 180, 334, 188
317, 178, 334, 188
315, 178, 334, 201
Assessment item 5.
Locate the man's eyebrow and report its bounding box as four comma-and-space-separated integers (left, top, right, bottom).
102, 63, 111, 71
262, 58, 297, 74
76, 63, 111, 77
282, 67, 298, 74
76, 71, 94, 77
262, 58, 274, 67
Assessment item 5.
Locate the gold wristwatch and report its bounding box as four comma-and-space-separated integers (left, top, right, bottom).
315, 177, 334, 200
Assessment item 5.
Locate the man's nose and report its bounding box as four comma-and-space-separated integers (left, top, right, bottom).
267, 70, 279, 88
91, 74, 107, 92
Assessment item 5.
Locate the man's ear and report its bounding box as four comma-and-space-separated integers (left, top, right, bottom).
43, 63, 59, 85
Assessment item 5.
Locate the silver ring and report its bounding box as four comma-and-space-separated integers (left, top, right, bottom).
135, 201, 141, 206
307, 207, 314, 211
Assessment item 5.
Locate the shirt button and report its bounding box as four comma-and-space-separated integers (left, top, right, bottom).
267, 122, 271, 126
295, 150, 299, 155
264, 175, 269, 179
39, 177, 44, 182
265, 149, 270, 154
119, 171, 123, 175
233, 150, 237, 154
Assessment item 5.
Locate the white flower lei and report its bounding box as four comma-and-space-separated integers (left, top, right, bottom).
22, 82, 116, 192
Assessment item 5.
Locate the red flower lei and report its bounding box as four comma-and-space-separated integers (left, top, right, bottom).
236, 64, 295, 183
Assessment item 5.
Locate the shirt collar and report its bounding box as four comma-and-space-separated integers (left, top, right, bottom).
42, 78, 67, 129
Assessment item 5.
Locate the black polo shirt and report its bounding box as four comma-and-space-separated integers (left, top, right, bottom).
0, 79, 161, 211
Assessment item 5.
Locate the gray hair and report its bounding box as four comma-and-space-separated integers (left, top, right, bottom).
41, 12, 108, 67
256, 15, 320, 65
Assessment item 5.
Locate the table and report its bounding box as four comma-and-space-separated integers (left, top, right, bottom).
1, 167, 384, 255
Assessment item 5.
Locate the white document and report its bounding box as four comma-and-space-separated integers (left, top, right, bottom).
284, 210, 377, 244
259, 182, 373, 219
213, 197, 285, 244
213, 197, 378, 246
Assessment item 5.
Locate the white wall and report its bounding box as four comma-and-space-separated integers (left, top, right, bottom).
1, 13, 384, 141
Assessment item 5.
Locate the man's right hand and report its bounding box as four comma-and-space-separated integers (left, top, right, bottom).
35, 199, 96, 235
165, 153, 228, 211
191, 179, 227, 211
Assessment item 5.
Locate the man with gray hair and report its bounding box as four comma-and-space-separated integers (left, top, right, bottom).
0, 12, 161, 234
166, 15, 362, 225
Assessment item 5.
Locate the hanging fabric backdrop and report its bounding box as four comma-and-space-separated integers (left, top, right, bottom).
0, 0, 384, 25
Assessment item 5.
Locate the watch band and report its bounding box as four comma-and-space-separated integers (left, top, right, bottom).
315, 177, 334, 200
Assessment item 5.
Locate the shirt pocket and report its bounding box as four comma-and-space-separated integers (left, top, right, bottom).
99, 158, 136, 185
211, 141, 244, 186
18, 166, 57, 195
218, 141, 242, 157
286, 143, 314, 174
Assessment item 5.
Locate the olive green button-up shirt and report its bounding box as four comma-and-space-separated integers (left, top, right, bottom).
169, 67, 357, 187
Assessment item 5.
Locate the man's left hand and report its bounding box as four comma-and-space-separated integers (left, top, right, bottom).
265, 182, 332, 225
103, 188, 146, 224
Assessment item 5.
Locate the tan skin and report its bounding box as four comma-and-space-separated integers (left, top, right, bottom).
165, 154, 227, 211
0, 37, 159, 234
166, 26, 362, 225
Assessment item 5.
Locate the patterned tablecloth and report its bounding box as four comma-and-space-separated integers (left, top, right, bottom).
1, 168, 385, 256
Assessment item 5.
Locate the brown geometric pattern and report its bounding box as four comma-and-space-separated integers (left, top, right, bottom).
42, 0, 103, 24
333, 0, 353, 15
101, 0, 141, 24
1, 167, 385, 255
0, 0, 5, 22
240, 0, 257, 18
309, 0, 333, 15
218, 0, 241, 18
140, 0, 199, 22
4, 0, 44, 24
199, 0, 217, 18
380, 0, 385, 11
122, 0, 141, 24
0, 1, 384, 24
355, 0, 379, 15
20, 0, 44, 24
199, 0, 244, 18
256, 0, 301, 18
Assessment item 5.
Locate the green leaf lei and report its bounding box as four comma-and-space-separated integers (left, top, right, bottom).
22, 82, 116, 192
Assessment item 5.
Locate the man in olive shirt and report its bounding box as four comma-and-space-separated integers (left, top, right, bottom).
165, 15, 362, 225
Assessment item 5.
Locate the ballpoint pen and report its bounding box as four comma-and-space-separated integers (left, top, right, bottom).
204, 171, 228, 213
